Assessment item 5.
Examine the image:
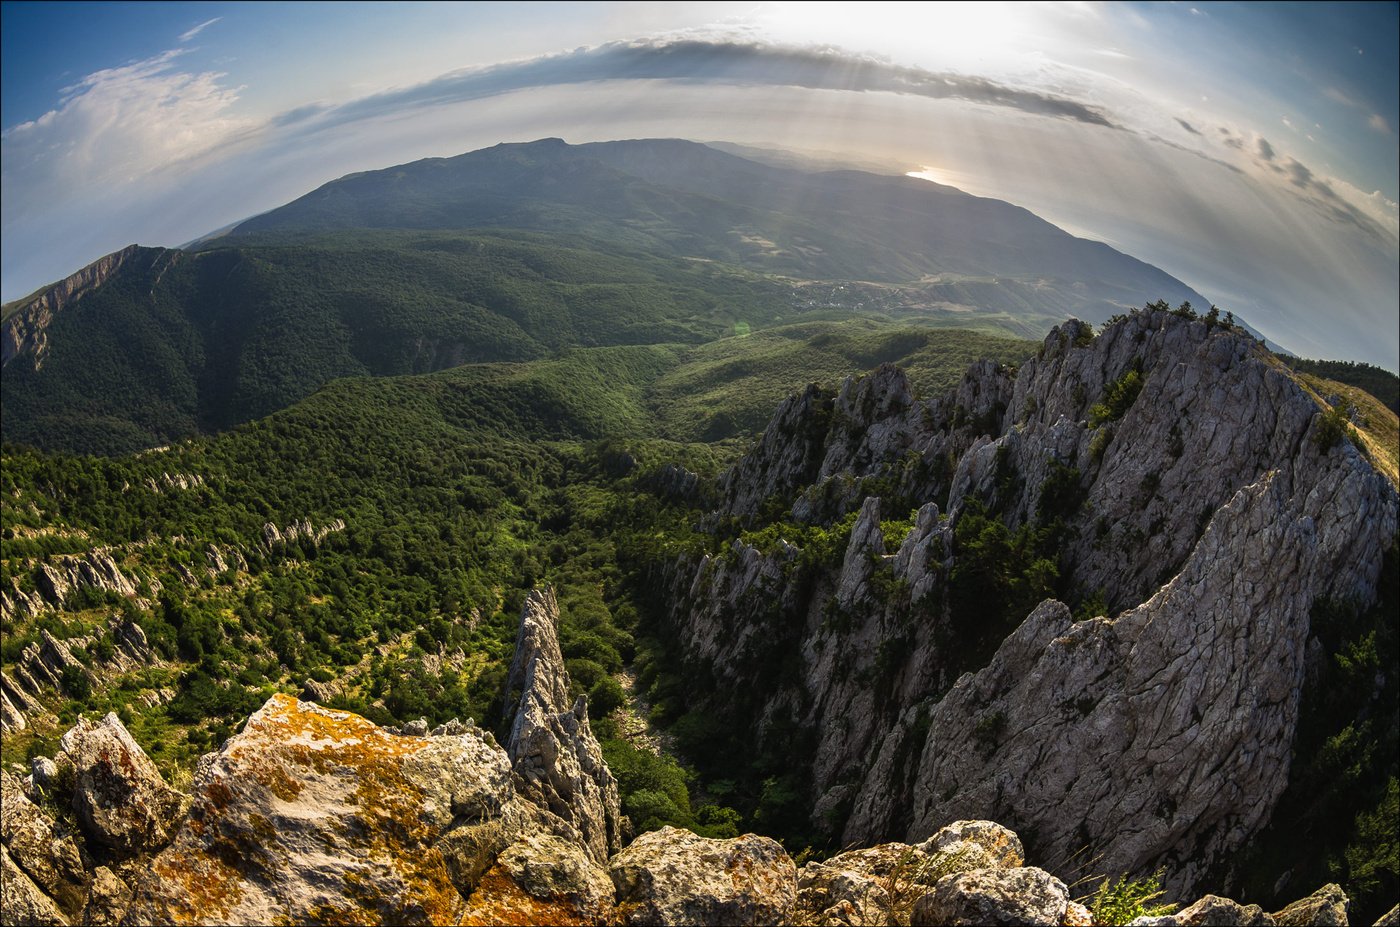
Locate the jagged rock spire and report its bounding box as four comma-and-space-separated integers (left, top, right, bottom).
504, 587, 624, 865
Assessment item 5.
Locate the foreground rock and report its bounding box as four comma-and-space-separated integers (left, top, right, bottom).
505, 587, 624, 865
912, 866, 1070, 926
59, 713, 188, 857
122, 694, 511, 925
1272, 883, 1349, 926
610, 827, 796, 926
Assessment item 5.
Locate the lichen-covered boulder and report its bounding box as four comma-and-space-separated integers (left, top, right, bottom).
0, 770, 87, 916
917, 819, 1025, 871
58, 713, 187, 856
610, 826, 796, 926
1, 844, 70, 926
121, 694, 515, 926
459, 830, 615, 926
911, 866, 1070, 926
1272, 883, 1348, 926
81, 867, 132, 927
1127, 894, 1273, 926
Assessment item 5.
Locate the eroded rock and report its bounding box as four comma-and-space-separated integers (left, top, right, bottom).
910, 866, 1070, 926
122, 694, 510, 926
504, 588, 623, 865
610, 826, 796, 926
58, 713, 187, 857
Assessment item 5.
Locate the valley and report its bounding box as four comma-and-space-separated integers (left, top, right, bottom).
1, 139, 1397, 926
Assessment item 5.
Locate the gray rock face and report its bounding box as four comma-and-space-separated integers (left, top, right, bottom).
1374, 904, 1400, 926
1272, 883, 1349, 926
504, 588, 624, 865
610, 827, 796, 926
661, 309, 1399, 899
58, 713, 188, 857
2, 245, 164, 370
911, 866, 1070, 926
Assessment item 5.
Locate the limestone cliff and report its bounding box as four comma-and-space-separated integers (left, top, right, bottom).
662, 308, 1399, 898
504, 587, 625, 865
1, 246, 176, 370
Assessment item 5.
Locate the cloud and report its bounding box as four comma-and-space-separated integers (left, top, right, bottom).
1255, 136, 1275, 161
1175, 117, 1201, 135
274, 38, 1122, 136
1, 50, 253, 225
1369, 113, 1392, 133
179, 17, 222, 43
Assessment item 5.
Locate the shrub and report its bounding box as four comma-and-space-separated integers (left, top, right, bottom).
1089, 872, 1176, 925
1313, 404, 1352, 452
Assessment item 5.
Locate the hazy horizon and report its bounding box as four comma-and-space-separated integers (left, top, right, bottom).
3, 1, 1396, 368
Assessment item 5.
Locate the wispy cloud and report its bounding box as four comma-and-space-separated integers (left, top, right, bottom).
179, 17, 221, 43
1369, 113, 1392, 134
1, 49, 252, 223
273, 38, 1122, 135
1175, 117, 1201, 136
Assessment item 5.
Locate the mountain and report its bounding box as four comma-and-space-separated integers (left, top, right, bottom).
2, 309, 1395, 926
233, 137, 1210, 322
3, 138, 1214, 456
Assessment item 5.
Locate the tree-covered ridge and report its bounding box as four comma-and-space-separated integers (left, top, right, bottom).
1281, 355, 1400, 415
1, 322, 1029, 845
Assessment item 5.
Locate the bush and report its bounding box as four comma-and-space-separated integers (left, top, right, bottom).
1089, 872, 1176, 925
1313, 404, 1352, 452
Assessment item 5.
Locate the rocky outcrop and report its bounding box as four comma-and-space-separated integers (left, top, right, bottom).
1128, 894, 1272, 926
459, 831, 615, 926
1, 551, 139, 622
1, 771, 87, 917
504, 588, 624, 865
1272, 883, 1349, 925
662, 309, 1399, 898
1, 618, 157, 733
2, 246, 175, 370
123, 694, 513, 925
795, 820, 1024, 926
261, 517, 346, 548
610, 827, 796, 926
911, 866, 1071, 926
59, 713, 189, 856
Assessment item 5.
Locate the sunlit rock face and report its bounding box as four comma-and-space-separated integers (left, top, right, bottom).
664, 309, 1399, 897
122, 694, 508, 925
504, 587, 625, 866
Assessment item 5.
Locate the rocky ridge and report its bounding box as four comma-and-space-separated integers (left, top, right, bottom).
661, 308, 1399, 897
1, 246, 176, 370
5, 691, 1369, 926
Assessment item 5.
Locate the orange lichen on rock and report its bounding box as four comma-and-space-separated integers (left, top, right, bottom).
121, 694, 518, 925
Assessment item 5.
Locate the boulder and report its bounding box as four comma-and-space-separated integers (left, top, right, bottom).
122, 694, 514, 926
910, 866, 1070, 926
610, 826, 796, 926
1, 844, 70, 926
58, 713, 187, 856
1272, 883, 1348, 926
916, 819, 1024, 870
81, 867, 131, 927
0, 770, 87, 917
1128, 894, 1273, 926
459, 830, 614, 926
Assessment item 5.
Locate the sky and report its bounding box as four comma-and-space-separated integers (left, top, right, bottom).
2, 2, 1397, 369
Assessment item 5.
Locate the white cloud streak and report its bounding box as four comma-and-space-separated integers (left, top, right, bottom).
178, 17, 222, 43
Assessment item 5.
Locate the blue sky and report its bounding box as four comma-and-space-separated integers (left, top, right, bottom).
2, 1, 1397, 368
